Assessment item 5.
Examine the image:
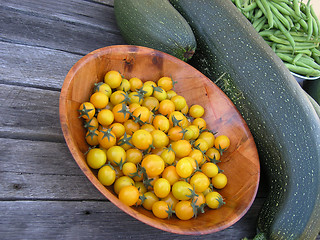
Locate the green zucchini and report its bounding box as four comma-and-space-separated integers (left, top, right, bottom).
303, 79, 320, 105
169, 0, 320, 239
114, 0, 196, 61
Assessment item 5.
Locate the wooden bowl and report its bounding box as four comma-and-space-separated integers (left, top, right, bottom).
59, 45, 260, 235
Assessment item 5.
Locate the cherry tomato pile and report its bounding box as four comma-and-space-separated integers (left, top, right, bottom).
79, 70, 231, 220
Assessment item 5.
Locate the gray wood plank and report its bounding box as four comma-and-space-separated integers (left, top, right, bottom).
0, 41, 81, 90
0, 84, 63, 141
0, 139, 105, 200
0, 199, 264, 240
0, 0, 125, 55
0, 138, 267, 200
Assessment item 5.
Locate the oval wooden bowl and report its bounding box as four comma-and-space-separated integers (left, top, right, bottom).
59, 45, 260, 235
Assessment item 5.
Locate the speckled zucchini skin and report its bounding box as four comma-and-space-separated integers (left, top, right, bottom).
113, 0, 196, 61
170, 0, 320, 239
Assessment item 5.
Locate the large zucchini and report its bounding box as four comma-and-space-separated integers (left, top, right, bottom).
169, 0, 320, 239
114, 0, 196, 61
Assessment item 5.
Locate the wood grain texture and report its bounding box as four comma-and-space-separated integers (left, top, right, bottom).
0, 0, 124, 55
0, 84, 63, 141
0, 199, 263, 240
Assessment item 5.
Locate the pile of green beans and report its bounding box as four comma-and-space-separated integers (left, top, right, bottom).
231, 0, 320, 77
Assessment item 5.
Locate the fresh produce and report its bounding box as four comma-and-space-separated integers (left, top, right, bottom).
79, 70, 231, 220
169, 0, 320, 239
231, 0, 320, 77
113, 0, 196, 61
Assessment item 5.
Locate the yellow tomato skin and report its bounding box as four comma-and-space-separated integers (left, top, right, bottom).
90, 92, 109, 109
104, 70, 122, 89
189, 104, 205, 118
161, 166, 180, 185
86, 148, 106, 169
206, 191, 224, 209
172, 181, 193, 201
152, 201, 169, 219
113, 176, 134, 195
97, 109, 114, 126
189, 172, 210, 193
171, 140, 192, 158
215, 135, 231, 150
132, 129, 153, 150
198, 131, 215, 149
175, 200, 194, 220
142, 192, 159, 211
201, 162, 219, 178
98, 165, 116, 186
151, 130, 169, 149
212, 173, 228, 189
153, 178, 171, 198
118, 185, 139, 206
175, 157, 193, 178
153, 115, 170, 133
141, 154, 165, 178
78, 102, 95, 120
157, 76, 173, 91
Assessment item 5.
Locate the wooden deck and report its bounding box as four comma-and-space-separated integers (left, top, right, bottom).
0, 0, 318, 239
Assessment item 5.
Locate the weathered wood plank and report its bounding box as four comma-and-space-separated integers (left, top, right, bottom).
0, 41, 81, 90
0, 138, 267, 200
0, 199, 263, 240
0, 0, 125, 55
0, 84, 63, 141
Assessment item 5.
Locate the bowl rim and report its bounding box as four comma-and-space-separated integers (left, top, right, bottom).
59, 44, 260, 235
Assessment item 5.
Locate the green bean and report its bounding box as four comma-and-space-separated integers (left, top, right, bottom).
312, 16, 319, 39
293, 53, 303, 64
284, 63, 320, 77
234, 0, 242, 9
260, 0, 274, 28
278, 2, 308, 32
275, 49, 313, 56
273, 16, 295, 49
311, 48, 320, 56
270, 0, 290, 3
300, 55, 320, 70
253, 9, 264, 20
269, 3, 291, 30
275, 31, 318, 43
259, 29, 279, 37
293, 0, 301, 18
269, 1, 291, 16
312, 52, 320, 65
253, 16, 266, 29
310, 5, 320, 39
305, 4, 313, 40
285, 15, 294, 29
256, 17, 268, 32
242, 2, 257, 12
276, 43, 317, 51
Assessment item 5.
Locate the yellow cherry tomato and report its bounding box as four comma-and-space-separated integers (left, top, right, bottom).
132, 129, 153, 150
104, 70, 122, 89
189, 104, 205, 118
86, 148, 106, 169
118, 185, 139, 206
212, 173, 228, 189
175, 200, 194, 220
153, 178, 171, 198
215, 135, 231, 151
78, 102, 95, 120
